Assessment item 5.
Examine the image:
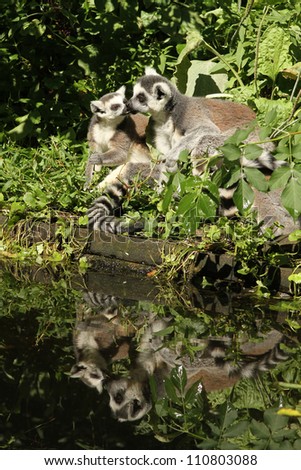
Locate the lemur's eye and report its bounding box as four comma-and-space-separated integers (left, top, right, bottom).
136, 93, 146, 103
132, 399, 142, 415
111, 104, 121, 111
95, 107, 105, 114
114, 391, 124, 404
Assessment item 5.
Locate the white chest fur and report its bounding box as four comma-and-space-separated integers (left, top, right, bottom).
92, 123, 115, 152
154, 116, 175, 154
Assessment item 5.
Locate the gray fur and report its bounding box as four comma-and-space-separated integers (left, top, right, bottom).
128, 68, 280, 188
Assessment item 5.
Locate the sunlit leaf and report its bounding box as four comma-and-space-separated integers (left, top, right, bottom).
221, 143, 241, 161
281, 176, 301, 219
233, 179, 254, 212
257, 26, 291, 82
244, 167, 269, 191
277, 408, 301, 417
243, 144, 264, 161
269, 166, 291, 190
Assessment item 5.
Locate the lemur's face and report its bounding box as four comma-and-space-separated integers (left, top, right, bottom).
70, 361, 106, 394
128, 68, 173, 115
90, 86, 128, 120
105, 377, 152, 422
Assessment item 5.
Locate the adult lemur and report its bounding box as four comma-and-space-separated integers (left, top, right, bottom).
127, 67, 278, 183
85, 86, 158, 233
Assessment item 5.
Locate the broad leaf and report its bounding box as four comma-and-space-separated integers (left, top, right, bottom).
196, 193, 217, 219
226, 126, 255, 146
186, 60, 228, 97
177, 192, 197, 215
223, 420, 249, 438
244, 167, 269, 192
243, 144, 264, 161
269, 166, 291, 190
264, 409, 288, 432
233, 179, 254, 213
164, 378, 181, 404
257, 26, 291, 82
221, 143, 241, 161
281, 177, 301, 219
250, 420, 270, 439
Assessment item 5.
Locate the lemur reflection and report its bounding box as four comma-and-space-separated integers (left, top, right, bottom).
70, 292, 288, 422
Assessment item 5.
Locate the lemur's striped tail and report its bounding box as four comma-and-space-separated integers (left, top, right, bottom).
87, 182, 144, 234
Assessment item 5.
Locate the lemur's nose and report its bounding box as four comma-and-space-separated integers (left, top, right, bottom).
125, 100, 138, 114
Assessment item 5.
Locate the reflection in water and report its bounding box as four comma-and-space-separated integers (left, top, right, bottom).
70, 290, 291, 422
1, 264, 301, 449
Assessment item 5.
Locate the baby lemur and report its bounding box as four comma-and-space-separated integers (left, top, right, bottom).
85, 86, 158, 233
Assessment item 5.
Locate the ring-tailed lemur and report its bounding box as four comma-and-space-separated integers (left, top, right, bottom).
127, 67, 282, 217
85, 86, 159, 233
106, 320, 289, 422
69, 294, 290, 422
70, 293, 136, 394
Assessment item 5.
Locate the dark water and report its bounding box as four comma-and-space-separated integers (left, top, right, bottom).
1, 263, 301, 450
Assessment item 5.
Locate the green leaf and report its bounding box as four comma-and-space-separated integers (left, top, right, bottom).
269, 166, 291, 190
23, 192, 36, 208
185, 382, 202, 405
288, 272, 301, 284
7, 119, 34, 140
244, 167, 269, 191
293, 439, 301, 450
224, 421, 250, 437
221, 143, 242, 161
77, 59, 91, 75
264, 409, 288, 432
243, 144, 265, 161
226, 126, 255, 146
29, 110, 41, 125
281, 176, 301, 219
196, 193, 217, 218
185, 60, 228, 97
250, 420, 270, 439
164, 378, 181, 404
174, 30, 203, 93
223, 409, 238, 428
233, 179, 254, 212
292, 143, 301, 160
171, 366, 187, 391
177, 192, 197, 215
155, 400, 169, 417
224, 168, 241, 188
159, 184, 174, 213
94, 0, 115, 13
257, 26, 292, 82
198, 438, 218, 449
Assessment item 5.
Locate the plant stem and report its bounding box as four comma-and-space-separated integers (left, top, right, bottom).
201, 39, 244, 88
254, 6, 270, 97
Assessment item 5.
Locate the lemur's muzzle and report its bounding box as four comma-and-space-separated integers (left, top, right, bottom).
125, 100, 138, 114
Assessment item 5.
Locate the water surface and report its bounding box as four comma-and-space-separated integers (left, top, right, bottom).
1, 263, 300, 450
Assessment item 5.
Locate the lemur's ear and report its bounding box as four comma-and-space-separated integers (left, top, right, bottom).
153, 82, 172, 100
116, 85, 126, 96
90, 101, 104, 114
145, 66, 159, 76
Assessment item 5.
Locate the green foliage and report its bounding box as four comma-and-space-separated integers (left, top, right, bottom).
0, 138, 93, 262
2, 1, 301, 268
2, 0, 301, 142
1, 264, 301, 449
